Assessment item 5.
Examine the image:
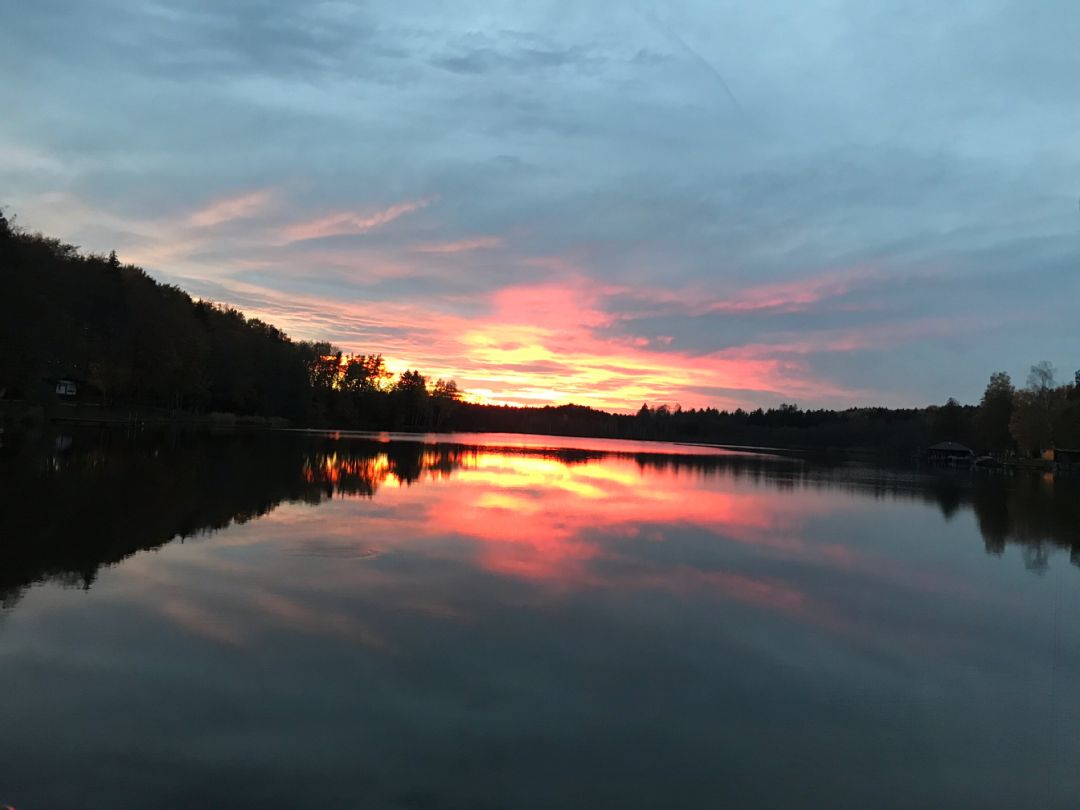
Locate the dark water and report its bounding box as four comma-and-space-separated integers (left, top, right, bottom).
2, 429, 1079, 809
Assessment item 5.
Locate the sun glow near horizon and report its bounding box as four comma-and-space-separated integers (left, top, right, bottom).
216, 270, 882, 413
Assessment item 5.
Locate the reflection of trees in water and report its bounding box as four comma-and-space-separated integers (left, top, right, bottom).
300, 443, 473, 497
759, 463, 1080, 572
1, 431, 1077, 608
0, 431, 453, 608
578, 453, 1080, 572
969, 473, 1080, 572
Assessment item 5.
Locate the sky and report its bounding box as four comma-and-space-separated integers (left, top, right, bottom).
1, 0, 1078, 411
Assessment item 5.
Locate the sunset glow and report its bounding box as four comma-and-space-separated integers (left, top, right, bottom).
4, 1, 1076, 410
6, 2, 1080, 805
283, 443, 862, 601
183, 267, 880, 411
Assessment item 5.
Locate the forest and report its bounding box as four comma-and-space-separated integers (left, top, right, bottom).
2, 210, 1077, 456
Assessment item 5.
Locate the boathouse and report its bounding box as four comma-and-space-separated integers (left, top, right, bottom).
926, 441, 975, 462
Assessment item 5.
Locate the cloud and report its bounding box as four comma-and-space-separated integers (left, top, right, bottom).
429, 32, 601, 76
280, 197, 435, 243
704, 267, 879, 315
411, 236, 504, 254
188, 189, 277, 227
0, 140, 64, 175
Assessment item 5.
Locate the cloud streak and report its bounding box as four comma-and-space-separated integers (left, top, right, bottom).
188, 189, 277, 228
280, 197, 435, 243
411, 236, 504, 254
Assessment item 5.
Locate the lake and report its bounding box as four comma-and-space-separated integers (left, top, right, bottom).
1, 429, 1079, 808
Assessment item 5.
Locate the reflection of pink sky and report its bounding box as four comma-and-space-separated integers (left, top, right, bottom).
99, 448, 1009, 652
315, 431, 763, 457
428, 454, 845, 589
274, 450, 856, 605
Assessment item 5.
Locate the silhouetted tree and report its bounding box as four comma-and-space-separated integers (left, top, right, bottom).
1053, 371, 1080, 450
931, 397, 973, 444
391, 370, 429, 429
974, 372, 1015, 454
342, 354, 390, 394
1010, 362, 1065, 456
430, 378, 462, 430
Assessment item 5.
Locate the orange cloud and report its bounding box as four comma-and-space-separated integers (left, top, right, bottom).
280, 197, 435, 243
442, 279, 868, 409
200, 271, 872, 411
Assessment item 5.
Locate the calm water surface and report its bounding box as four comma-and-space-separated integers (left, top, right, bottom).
1, 430, 1079, 808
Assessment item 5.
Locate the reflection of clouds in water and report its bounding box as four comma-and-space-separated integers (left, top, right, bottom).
124, 545, 393, 650
3, 431, 1080, 626
5, 434, 1080, 808
89, 448, 848, 647
418, 453, 849, 589
288, 541, 383, 560
129, 451, 963, 649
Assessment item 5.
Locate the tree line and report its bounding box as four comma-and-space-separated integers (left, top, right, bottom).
0, 210, 461, 428
1, 210, 1076, 455
947, 363, 1080, 456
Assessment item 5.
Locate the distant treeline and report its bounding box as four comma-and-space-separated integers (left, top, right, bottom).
2, 211, 1077, 455
454, 366, 1080, 457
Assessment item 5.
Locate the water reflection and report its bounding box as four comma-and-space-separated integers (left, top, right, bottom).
3, 429, 1080, 809
1, 429, 1077, 609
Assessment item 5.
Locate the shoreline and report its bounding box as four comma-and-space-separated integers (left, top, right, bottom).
3, 409, 1076, 476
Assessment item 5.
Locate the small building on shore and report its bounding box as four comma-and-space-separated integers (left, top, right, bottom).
925, 441, 975, 463
39, 376, 104, 407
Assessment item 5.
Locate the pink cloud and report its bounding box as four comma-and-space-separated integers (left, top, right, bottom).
188, 189, 277, 228
704, 267, 877, 314
280, 197, 435, 243
440, 277, 872, 408
595, 266, 881, 323
199, 270, 874, 411
411, 236, 504, 253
